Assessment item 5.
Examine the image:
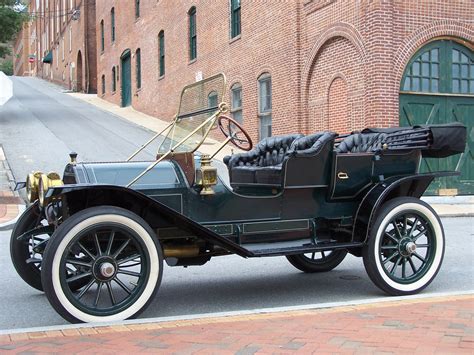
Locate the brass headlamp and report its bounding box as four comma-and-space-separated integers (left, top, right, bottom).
38, 172, 64, 206
26, 171, 42, 202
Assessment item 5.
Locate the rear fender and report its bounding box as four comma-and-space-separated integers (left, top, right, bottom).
352, 172, 459, 244
48, 184, 251, 257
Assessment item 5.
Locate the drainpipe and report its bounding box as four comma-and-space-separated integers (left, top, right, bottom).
83, 0, 90, 93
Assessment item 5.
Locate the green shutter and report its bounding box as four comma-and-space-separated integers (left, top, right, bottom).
136, 49, 141, 89
159, 31, 165, 76
231, 0, 241, 38
111, 8, 115, 42
189, 8, 196, 60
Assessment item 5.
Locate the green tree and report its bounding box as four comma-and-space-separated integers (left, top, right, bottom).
0, 0, 27, 58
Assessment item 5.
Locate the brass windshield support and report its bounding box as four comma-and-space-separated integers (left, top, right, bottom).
208, 136, 232, 160
126, 108, 224, 188
126, 121, 174, 162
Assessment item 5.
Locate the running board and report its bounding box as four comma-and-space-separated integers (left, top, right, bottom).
243, 241, 365, 257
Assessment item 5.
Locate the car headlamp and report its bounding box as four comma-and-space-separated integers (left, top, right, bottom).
26, 171, 42, 203
38, 172, 64, 207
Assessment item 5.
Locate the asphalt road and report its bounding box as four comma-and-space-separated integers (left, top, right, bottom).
0, 78, 473, 330
0, 77, 158, 183
0, 217, 473, 330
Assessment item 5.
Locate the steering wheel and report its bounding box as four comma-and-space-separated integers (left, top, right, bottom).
218, 115, 253, 151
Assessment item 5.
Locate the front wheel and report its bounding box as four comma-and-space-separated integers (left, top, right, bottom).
41, 206, 163, 323
286, 249, 348, 273
363, 197, 445, 296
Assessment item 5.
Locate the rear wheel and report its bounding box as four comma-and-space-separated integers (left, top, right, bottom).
41, 206, 163, 323
286, 249, 348, 273
363, 197, 445, 296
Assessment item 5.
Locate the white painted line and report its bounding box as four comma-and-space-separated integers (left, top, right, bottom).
1, 289, 473, 336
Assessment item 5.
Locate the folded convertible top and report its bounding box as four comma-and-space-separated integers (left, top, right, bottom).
359, 123, 466, 158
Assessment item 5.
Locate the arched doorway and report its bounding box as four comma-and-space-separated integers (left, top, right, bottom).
120, 49, 132, 107
400, 39, 473, 195
76, 51, 83, 92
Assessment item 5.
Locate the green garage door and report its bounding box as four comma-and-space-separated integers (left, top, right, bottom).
400, 40, 474, 195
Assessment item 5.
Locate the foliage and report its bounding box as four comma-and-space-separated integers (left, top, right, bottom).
0, 0, 27, 58
0, 59, 13, 75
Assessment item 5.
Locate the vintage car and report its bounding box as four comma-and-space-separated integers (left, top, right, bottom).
11, 74, 467, 323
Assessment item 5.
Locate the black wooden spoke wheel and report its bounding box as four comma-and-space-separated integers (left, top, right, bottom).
41, 206, 163, 323
287, 249, 348, 273
218, 115, 253, 151
10, 202, 46, 291
363, 197, 445, 296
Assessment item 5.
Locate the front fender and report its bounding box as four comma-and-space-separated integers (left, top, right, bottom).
48, 184, 251, 257
352, 171, 459, 244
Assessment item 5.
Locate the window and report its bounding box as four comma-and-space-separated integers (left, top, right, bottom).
258, 73, 272, 139
136, 48, 141, 89
452, 48, 474, 94
69, 26, 72, 52
231, 83, 242, 123
402, 47, 440, 93
111, 7, 115, 42
101, 75, 105, 95
230, 0, 241, 38
100, 20, 104, 52
188, 7, 197, 61
112, 66, 116, 92
135, 0, 140, 19
208, 91, 218, 108
158, 30, 165, 77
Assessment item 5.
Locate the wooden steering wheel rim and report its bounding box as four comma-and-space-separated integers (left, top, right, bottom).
217, 115, 253, 151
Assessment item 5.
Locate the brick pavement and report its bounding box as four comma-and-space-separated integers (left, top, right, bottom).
0, 294, 472, 354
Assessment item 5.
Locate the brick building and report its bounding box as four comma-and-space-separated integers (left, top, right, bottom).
14, 0, 97, 93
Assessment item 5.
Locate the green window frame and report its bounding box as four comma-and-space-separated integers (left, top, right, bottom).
231, 83, 243, 123
159, 30, 165, 77
136, 48, 141, 89
258, 73, 272, 139
101, 74, 105, 95
111, 67, 116, 92
208, 91, 218, 108
188, 7, 197, 61
111, 7, 115, 43
401, 40, 474, 95
100, 20, 104, 52
135, 0, 140, 19
230, 0, 241, 38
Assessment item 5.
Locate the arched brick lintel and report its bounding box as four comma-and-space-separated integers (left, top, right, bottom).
303, 22, 367, 95
393, 20, 474, 87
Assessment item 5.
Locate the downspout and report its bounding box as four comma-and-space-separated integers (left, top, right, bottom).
83, 0, 90, 93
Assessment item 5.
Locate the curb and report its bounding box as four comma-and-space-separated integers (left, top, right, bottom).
1, 290, 473, 338
0, 145, 26, 230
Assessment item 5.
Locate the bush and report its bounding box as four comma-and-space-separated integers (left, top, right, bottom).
0, 60, 13, 75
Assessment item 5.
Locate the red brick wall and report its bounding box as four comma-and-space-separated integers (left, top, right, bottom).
31, 0, 97, 93
303, 0, 474, 132
96, 0, 301, 143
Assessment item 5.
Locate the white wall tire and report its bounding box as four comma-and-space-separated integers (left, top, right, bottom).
362, 197, 445, 296
41, 206, 163, 323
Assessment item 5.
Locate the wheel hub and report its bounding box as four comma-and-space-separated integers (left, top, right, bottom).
398, 237, 416, 257
93, 257, 117, 281
100, 262, 115, 278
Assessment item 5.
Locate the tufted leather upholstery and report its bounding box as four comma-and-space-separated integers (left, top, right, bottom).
225, 134, 303, 168
289, 132, 338, 156
335, 132, 389, 153
225, 132, 336, 186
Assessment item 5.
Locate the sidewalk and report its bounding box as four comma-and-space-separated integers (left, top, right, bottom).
0, 294, 472, 354
0, 146, 24, 230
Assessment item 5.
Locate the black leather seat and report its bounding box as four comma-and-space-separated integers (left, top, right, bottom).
224, 134, 303, 185
289, 132, 338, 156
335, 132, 388, 153
224, 132, 337, 186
